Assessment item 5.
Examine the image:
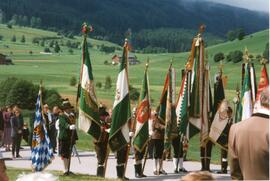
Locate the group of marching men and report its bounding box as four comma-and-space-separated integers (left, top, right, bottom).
84, 77, 232, 180
60, 75, 233, 179
55, 24, 268, 180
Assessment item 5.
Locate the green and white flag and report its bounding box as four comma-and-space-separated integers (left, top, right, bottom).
249, 63, 257, 104
240, 63, 253, 121
109, 40, 131, 152
133, 63, 150, 152
176, 71, 190, 140
78, 24, 101, 141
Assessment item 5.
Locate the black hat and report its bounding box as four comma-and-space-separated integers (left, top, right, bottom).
60, 99, 74, 110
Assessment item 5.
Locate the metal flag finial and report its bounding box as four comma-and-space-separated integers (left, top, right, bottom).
170, 57, 174, 63
243, 47, 250, 63
199, 24, 206, 33
124, 38, 129, 48
236, 83, 240, 94
260, 57, 268, 65
219, 59, 224, 74
82, 23, 93, 36
146, 57, 149, 67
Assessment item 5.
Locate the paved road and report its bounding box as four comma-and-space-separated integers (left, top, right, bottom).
2, 147, 231, 180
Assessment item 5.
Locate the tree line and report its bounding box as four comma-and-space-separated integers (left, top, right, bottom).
132, 28, 223, 53
0, 78, 62, 110
3, 13, 42, 28
0, 0, 267, 51
213, 43, 269, 63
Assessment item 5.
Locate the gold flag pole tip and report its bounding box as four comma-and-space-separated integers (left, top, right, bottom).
146, 58, 149, 67
82, 23, 93, 35
199, 24, 206, 33
124, 38, 128, 47
260, 58, 267, 65
39, 80, 43, 88
243, 47, 251, 63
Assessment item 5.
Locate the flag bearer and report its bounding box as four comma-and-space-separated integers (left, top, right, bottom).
171, 133, 188, 173
95, 104, 111, 177
152, 110, 167, 175
58, 99, 77, 175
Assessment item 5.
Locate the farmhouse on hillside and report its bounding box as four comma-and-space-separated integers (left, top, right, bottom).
0, 53, 13, 65
111, 54, 140, 65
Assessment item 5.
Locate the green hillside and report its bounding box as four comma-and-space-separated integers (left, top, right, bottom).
0, 24, 268, 106
208, 30, 268, 55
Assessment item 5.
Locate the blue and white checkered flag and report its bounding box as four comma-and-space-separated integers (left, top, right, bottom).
31, 86, 54, 171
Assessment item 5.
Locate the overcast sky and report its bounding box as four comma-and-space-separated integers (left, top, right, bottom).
205, 0, 269, 13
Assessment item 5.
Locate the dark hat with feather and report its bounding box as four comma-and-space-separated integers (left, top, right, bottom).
60, 98, 74, 110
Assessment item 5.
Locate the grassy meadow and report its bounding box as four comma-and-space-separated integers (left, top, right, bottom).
0, 24, 268, 104
0, 24, 269, 163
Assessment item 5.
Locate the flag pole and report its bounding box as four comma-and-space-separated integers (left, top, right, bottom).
76, 22, 91, 110
39, 80, 45, 121
68, 24, 88, 174
39, 80, 43, 110
39, 80, 48, 131
139, 59, 150, 175
142, 139, 149, 174
73, 28, 86, 170
67, 112, 76, 174
123, 38, 131, 177
68, 23, 93, 174
102, 144, 111, 177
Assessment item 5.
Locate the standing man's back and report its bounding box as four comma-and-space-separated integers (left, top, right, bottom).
229, 86, 269, 180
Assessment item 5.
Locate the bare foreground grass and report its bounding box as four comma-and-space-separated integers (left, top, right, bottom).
7, 167, 119, 181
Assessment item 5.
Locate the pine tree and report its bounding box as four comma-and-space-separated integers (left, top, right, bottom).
11, 35, 16, 42
54, 42, 60, 53
104, 76, 112, 90
21, 35, 26, 43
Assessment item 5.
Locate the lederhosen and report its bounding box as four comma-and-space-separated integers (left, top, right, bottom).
172, 135, 183, 158
115, 143, 129, 179
95, 130, 109, 167
219, 117, 233, 172
171, 121, 183, 159
115, 117, 134, 179
134, 147, 145, 163
152, 120, 165, 159
95, 114, 110, 177
200, 118, 213, 171
116, 145, 128, 166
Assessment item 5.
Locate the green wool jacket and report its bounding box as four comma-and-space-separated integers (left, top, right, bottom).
58, 113, 71, 141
